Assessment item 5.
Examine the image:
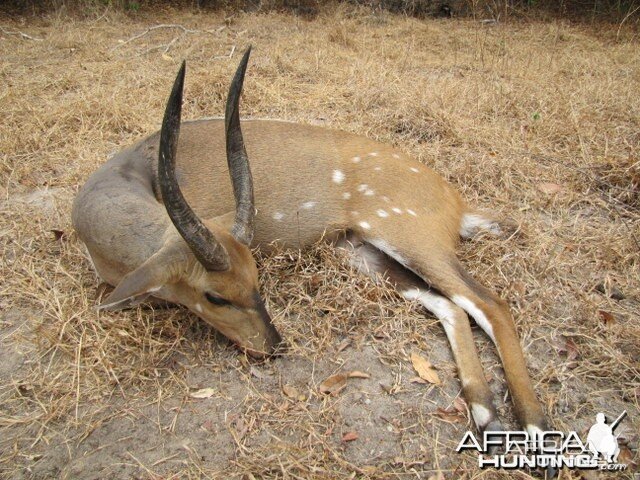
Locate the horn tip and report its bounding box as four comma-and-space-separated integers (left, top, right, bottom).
242, 45, 252, 63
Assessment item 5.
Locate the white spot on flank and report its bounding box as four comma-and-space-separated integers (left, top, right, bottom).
459, 213, 502, 239
392, 153, 400, 159
392, 207, 403, 214
195, 303, 203, 313
407, 209, 417, 217
471, 403, 493, 427
301, 201, 317, 210
382, 196, 390, 203
147, 286, 161, 293
342, 192, 351, 200
369, 152, 379, 157
410, 167, 420, 173
374, 166, 382, 171
351, 211, 359, 216
364, 189, 375, 196
452, 295, 495, 342
376, 209, 388, 218
359, 221, 371, 230
352, 156, 361, 163
357, 184, 368, 193
273, 212, 284, 221
332, 169, 345, 184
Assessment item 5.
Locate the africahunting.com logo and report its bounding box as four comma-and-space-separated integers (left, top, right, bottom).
456, 411, 628, 471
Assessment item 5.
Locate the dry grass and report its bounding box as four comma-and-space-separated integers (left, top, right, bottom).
0, 5, 639, 479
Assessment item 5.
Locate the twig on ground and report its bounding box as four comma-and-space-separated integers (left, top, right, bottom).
616, 4, 640, 41
214, 45, 236, 60
0, 27, 43, 41
139, 37, 180, 57
111, 23, 218, 52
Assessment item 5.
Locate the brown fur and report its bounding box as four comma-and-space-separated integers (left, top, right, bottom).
73, 117, 547, 438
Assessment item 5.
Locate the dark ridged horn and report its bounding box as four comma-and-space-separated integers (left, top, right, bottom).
158, 61, 230, 271
225, 46, 255, 246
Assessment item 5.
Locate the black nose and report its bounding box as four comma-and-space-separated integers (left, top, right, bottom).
253, 291, 284, 355
264, 319, 284, 356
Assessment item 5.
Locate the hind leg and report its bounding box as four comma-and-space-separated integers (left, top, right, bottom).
372, 239, 549, 440
336, 233, 503, 433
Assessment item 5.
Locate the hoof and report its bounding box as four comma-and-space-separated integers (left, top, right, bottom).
483, 420, 506, 455
483, 420, 505, 433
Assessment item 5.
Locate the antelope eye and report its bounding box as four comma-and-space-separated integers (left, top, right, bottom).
205, 292, 231, 306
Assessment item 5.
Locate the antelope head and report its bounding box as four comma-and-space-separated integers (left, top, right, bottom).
99, 48, 282, 357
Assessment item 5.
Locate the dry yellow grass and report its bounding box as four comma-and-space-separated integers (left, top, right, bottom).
0, 5, 639, 479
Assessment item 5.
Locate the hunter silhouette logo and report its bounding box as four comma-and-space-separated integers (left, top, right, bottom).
586, 411, 626, 464
456, 410, 629, 471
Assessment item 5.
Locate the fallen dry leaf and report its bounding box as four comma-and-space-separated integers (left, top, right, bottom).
336, 339, 351, 352
249, 366, 272, 379
595, 282, 625, 300
189, 388, 215, 399
282, 385, 300, 399
409, 376, 428, 384
433, 407, 465, 423
617, 445, 635, 467
564, 337, 579, 361
410, 353, 441, 385
309, 274, 322, 288
232, 417, 248, 439
554, 336, 580, 368
379, 382, 400, 395
201, 419, 216, 432
598, 310, 616, 326
511, 280, 526, 297
50, 229, 66, 241
319, 373, 348, 395
453, 397, 467, 414
538, 182, 563, 194
341, 431, 359, 442
348, 370, 370, 379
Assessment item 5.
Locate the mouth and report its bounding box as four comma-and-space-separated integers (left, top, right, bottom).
202, 320, 283, 358
232, 337, 286, 359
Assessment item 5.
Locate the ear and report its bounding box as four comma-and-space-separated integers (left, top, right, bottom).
98, 248, 177, 311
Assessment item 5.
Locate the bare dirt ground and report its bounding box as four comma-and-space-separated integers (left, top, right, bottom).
0, 6, 639, 479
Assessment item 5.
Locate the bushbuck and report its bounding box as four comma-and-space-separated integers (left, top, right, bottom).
73, 47, 550, 442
